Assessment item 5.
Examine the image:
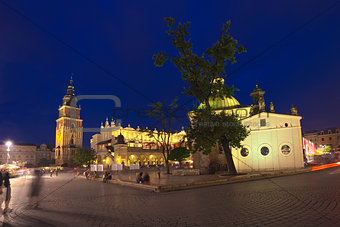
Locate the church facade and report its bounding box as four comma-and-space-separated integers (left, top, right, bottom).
55, 77, 83, 166
193, 84, 304, 174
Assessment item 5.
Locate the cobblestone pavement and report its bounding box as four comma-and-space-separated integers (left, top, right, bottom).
1, 167, 340, 226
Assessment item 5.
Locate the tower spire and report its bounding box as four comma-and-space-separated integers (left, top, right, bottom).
70, 73, 73, 85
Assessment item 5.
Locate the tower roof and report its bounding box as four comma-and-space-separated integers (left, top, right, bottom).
250, 84, 265, 97
62, 75, 76, 106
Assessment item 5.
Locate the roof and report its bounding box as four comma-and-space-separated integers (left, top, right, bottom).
0, 142, 36, 146
198, 96, 240, 110
96, 139, 112, 145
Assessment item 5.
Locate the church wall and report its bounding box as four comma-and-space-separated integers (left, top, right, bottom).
232, 113, 304, 173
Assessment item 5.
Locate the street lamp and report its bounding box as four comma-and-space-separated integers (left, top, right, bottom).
5, 141, 12, 164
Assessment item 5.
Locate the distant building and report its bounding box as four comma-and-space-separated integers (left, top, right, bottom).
0, 143, 36, 166
36, 144, 55, 164
90, 119, 186, 168
0, 143, 55, 166
55, 77, 83, 166
192, 83, 304, 174
304, 128, 340, 152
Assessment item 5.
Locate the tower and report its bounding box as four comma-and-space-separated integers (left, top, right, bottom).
55, 76, 83, 166
250, 84, 266, 114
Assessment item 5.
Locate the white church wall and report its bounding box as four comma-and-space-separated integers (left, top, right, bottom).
233, 113, 304, 173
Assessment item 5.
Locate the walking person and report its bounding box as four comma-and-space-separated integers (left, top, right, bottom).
3, 171, 11, 214
50, 168, 54, 177
29, 168, 42, 209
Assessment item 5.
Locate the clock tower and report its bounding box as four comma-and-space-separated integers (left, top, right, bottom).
55, 76, 83, 166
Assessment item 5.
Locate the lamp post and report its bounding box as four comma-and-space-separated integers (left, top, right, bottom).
5, 141, 12, 165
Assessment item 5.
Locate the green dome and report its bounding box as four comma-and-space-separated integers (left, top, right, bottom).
198, 96, 240, 110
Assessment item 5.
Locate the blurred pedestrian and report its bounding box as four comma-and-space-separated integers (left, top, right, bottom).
3, 171, 11, 213
85, 169, 90, 180
29, 169, 42, 209
50, 169, 54, 177
0, 170, 3, 211
55, 168, 59, 176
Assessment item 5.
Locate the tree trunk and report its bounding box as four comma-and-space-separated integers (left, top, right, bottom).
221, 136, 237, 175
162, 147, 170, 174
166, 149, 170, 174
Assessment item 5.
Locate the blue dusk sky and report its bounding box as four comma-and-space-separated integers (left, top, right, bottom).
0, 0, 339, 148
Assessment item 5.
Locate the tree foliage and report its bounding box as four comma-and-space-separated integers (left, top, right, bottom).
188, 109, 249, 154
154, 18, 248, 175
153, 18, 245, 107
72, 148, 96, 166
168, 147, 190, 166
140, 98, 180, 174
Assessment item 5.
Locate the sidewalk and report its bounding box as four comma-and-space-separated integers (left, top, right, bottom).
78, 166, 316, 192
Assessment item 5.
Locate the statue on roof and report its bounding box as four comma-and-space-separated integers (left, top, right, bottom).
270, 102, 275, 113
291, 105, 298, 115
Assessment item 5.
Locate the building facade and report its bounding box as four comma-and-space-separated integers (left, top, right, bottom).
90, 119, 186, 168
36, 144, 55, 164
0, 143, 37, 166
304, 128, 340, 153
192, 84, 305, 174
55, 77, 83, 166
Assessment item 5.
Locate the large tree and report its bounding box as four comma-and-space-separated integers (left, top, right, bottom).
72, 148, 96, 167
153, 18, 248, 175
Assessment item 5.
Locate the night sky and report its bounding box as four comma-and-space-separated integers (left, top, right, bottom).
0, 0, 339, 148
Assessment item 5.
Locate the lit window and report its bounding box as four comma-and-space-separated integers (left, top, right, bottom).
261, 146, 270, 156
281, 145, 291, 155
240, 148, 249, 157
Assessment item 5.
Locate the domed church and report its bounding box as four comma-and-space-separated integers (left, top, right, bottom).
192, 84, 304, 174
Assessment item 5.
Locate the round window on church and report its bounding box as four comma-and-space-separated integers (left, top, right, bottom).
261, 146, 270, 156
281, 145, 291, 155
240, 148, 249, 157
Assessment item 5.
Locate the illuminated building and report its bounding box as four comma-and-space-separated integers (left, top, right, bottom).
90, 120, 186, 168
0, 143, 53, 166
303, 138, 315, 162
192, 84, 305, 174
304, 128, 340, 153
55, 77, 83, 166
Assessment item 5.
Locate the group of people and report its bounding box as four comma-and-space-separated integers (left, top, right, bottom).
136, 172, 150, 184
0, 170, 11, 214
102, 172, 112, 183
49, 168, 60, 177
